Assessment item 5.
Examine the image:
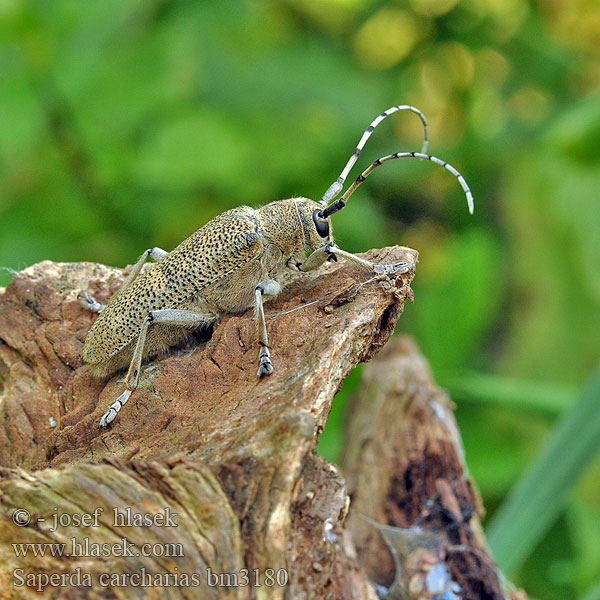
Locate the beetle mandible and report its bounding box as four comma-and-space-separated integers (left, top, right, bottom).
79, 105, 474, 428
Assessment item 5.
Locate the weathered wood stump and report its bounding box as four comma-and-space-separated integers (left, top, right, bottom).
0, 248, 524, 599
342, 337, 527, 600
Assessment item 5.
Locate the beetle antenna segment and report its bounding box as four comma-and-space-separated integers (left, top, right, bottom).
320, 105, 429, 204
320, 152, 474, 218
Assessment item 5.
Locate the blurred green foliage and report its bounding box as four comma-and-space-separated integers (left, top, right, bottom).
1, 1, 599, 598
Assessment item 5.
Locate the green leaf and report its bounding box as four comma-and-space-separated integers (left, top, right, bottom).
486, 365, 600, 574
580, 577, 600, 600
441, 370, 575, 417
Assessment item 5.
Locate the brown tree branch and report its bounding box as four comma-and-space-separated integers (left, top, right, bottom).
342, 337, 527, 600
0, 247, 413, 599
0, 248, 525, 599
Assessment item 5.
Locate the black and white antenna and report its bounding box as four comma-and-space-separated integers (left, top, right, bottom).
321, 105, 429, 204
319, 105, 473, 218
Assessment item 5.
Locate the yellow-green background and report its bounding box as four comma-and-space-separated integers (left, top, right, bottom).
1, 1, 599, 598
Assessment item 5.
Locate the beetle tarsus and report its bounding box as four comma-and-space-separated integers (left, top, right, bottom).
99, 389, 132, 428
78, 291, 105, 313
257, 345, 273, 377
374, 261, 413, 275
99, 409, 115, 429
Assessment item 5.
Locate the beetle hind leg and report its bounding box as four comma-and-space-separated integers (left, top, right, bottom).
99, 308, 213, 428
119, 247, 168, 293
81, 247, 170, 318
78, 291, 106, 313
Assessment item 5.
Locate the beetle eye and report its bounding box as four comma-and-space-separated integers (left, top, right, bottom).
312, 210, 329, 238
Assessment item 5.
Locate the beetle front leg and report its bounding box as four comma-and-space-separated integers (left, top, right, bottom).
298, 246, 331, 272
300, 245, 413, 275
99, 308, 211, 428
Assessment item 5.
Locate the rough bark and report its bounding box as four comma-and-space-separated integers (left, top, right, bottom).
342, 337, 526, 600
0, 248, 524, 599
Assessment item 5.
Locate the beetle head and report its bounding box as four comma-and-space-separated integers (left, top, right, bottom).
292, 197, 334, 251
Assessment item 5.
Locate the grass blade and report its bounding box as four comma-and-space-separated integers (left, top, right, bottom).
486, 364, 600, 574
441, 370, 575, 416
580, 577, 600, 600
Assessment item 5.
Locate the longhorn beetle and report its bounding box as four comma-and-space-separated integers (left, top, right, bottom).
79, 105, 474, 428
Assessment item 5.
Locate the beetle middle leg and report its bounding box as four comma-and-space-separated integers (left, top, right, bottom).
300, 245, 413, 275
99, 308, 212, 428
254, 279, 281, 378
